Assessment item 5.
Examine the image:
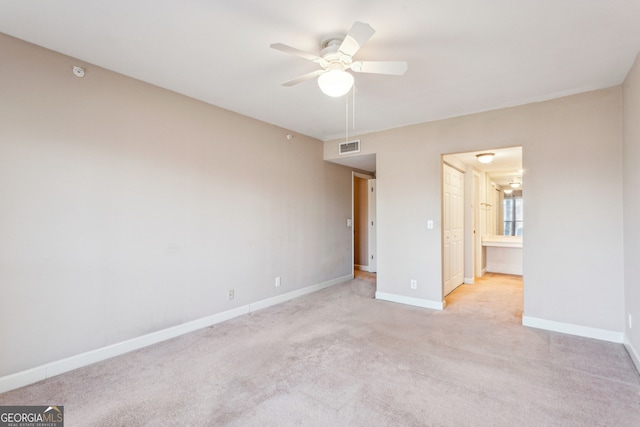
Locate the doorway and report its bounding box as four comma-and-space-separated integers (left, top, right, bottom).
442, 147, 523, 301
353, 172, 376, 274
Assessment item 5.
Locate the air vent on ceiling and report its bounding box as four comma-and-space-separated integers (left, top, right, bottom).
339, 139, 360, 155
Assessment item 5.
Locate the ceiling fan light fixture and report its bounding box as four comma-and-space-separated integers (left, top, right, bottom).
476, 153, 495, 164
317, 69, 354, 97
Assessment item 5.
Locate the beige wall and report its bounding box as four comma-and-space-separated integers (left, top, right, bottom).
0, 34, 353, 377
623, 52, 640, 364
326, 87, 625, 335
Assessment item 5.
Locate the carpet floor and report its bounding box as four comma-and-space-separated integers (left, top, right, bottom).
1, 273, 639, 426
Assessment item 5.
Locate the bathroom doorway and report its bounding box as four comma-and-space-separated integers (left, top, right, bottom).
442, 147, 523, 296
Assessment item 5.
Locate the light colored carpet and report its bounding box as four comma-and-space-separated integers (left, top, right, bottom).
1, 273, 639, 426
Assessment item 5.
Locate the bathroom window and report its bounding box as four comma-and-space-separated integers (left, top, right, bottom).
503, 197, 523, 236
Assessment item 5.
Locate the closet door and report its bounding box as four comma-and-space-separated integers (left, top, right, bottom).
443, 164, 464, 296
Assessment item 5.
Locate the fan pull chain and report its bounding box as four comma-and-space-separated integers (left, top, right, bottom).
345, 87, 349, 143
352, 85, 356, 130
345, 85, 357, 143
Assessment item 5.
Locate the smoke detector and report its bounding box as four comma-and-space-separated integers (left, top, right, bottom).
72, 66, 85, 78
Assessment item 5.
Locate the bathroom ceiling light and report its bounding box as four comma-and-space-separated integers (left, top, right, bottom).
476, 153, 495, 164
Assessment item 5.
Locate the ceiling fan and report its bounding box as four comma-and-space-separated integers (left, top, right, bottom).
271, 22, 408, 97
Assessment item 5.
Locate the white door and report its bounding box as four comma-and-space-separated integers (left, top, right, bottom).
368, 179, 377, 272
443, 164, 464, 296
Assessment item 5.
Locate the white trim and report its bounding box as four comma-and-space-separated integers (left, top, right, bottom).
0, 367, 47, 395
0, 274, 352, 394
375, 292, 445, 310
522, 316, 624, 343
46, 305, 251, 379
463, 277, 475, 284
624, 337, 640, 375
353, 172, 374, 180
352, 171, 376, 279
249, 274, 352, 312
367, 178, 377, 274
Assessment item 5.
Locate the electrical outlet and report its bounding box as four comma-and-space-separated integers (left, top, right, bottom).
275, 277, 281, 287
228, 289, 234, 301
411, 279, 417, 290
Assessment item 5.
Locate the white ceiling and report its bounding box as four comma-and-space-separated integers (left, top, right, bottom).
1, 1, 640, 142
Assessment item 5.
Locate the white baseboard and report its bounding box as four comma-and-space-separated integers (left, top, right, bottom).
624, 337, 640, 375
522, 316, 624, 343
355, 264, 370, 272
375, 292, 445, 310
0, 274, 353, 394
249, 274, 352, 312
463, 277, 475, 284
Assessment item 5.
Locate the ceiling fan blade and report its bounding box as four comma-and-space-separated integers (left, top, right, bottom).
281, 69, 326, 86
270, 43, 324, 64
338, 22, 375, 57
350, 61, 408, 75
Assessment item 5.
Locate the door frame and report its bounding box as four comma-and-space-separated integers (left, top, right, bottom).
352, 171, 375, 275
473, 170, 482, 278
368, 178, 377, 273
441, 146, 524, 298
